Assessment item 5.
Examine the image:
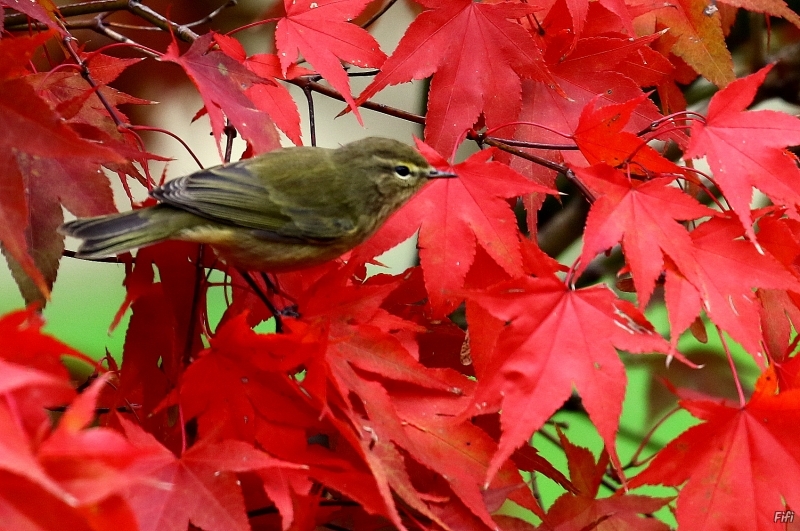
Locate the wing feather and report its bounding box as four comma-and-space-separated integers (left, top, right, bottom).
151, 153, 356, 242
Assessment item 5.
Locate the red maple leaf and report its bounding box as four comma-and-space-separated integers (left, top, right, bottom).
663, 214, 800, 358
180, 313, 325, 443
684, 64, 800, 242
0, 373, 158, 531
522, 33, 667, 149
354, 0, 554, 156
629, 368, 800, 531
542, 430, 672, 531
354, 141, 555, 316
274, 0, 386, 123
571, 95, 689, 173
465, 275, 671, 481
575, 164, 714, 308
756, 212, 800, 364
629, 0, 734, 87
508, 32, 673, 198
37, 376, 156, 509
245, 53, 313, 146
0, 307, 91, 437
0, 34, 124, 303
162, 33, 281, 157
0, 1, 66, 36
120, 417, 299, 531
293, 264, 460, 391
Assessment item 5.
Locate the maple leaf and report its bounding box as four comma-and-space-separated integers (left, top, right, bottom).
575, 164, 714, 309
542, 430, 672, 531
719, 0, 800, 29
108, 242, 213, 451
161, 33, 281, 157
32, 53, 149, 137
0, 471, 104, 531
756, 212, 800, 363
465, 275, 670, 481
0, 307, 95, 437
0, 0, 66, 36
663, 214, 800, 358
276, 264, 529, 528
0, 34, 123, 303
571, 96, 690, 173
684, 64, 800, 243
402, 416, 525, 529
120, 418, 300, 531
180, 313, 325, 443
631, 0, 733, 87
274, 0, 386, 123
294, 264, 462, 392
354, 141, 555, 316
37, 376, 160, 513
0, 370, 72, 498
354, 0, 554, 156
508, 32, 673, 195
629, 368, 800, 531
245, 53, 313, 146
0, 371, 152, 531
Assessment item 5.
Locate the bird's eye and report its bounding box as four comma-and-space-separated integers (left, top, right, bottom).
394, 165, 411, 178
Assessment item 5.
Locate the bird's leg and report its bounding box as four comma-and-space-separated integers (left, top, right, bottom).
259, 272, 300, 318
239, 269, 285, 333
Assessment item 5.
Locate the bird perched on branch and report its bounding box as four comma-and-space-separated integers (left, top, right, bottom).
61, 137, 456, 271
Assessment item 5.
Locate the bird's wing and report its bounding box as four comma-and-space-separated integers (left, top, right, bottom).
151, 158, 356, 242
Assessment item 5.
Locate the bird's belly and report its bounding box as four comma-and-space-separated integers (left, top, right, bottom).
176, 225, 351, 271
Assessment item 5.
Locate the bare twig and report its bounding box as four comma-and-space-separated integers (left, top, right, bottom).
473, 133, 597, 203
223, 119, 237, 163
288, 77, 426, 125
3, 0, 128, 28
484, 135, 579, 151
62, 36, 125, 127
302, 84, 317, 146
184, 245, 206, 365
361, 0, 399, 29
123, 0, 197, 41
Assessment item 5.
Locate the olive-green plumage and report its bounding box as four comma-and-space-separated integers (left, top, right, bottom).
60, 137, 455, 271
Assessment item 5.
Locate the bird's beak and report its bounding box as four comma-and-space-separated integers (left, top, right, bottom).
427, 168, 458, 179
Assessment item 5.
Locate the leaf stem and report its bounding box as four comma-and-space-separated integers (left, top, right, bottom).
624, 405, 681, 468
717, 326, 747, 407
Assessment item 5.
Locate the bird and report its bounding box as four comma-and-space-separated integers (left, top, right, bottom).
60, 137, 456, 271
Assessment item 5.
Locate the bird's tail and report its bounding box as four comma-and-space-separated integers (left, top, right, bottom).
60, 205, 189, 259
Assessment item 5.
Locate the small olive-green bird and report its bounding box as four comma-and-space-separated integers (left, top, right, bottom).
60, 137, 455, 270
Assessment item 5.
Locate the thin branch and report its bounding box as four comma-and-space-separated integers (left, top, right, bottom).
125, 0, 199, 42
223, 119, 237, 163
288, 77, 426, 125
624, 405, 681, 469
184, 245, 206, 366
62, 35, 125, 128
361, 0, 399, 29
345, 69, 382, 77
302, 84, 317, 146
3, 0, 128, 28
485, 135, 579, 151
92, 17, 151, 49
62, 249, 132, 263
474, 133, 597, 203
106, 0, 237, 30
240, 270, 285, 333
